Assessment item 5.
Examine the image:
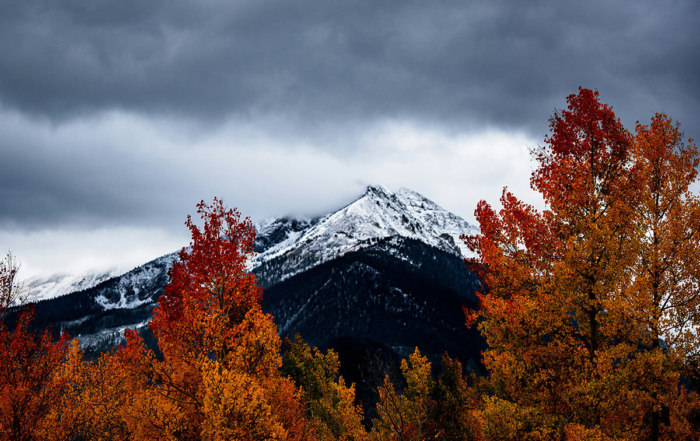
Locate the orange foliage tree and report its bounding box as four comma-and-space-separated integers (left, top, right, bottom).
0, 252, 72, 441
625, 113, 700, 440
58, 340, 133, 440
103, 198, 314, 440
464, 88, 700, 439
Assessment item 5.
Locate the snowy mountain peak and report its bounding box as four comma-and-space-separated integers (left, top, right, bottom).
327, 185, 477, 255
250, 185, 478, 282
254, 216, 316, 255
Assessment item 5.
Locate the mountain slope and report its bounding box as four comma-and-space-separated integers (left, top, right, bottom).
26, 267, 128, 303
263, 236, 483, 369
28, 252, 177, 351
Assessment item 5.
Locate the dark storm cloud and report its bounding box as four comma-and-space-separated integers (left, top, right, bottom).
2, 0, 700, 237
1, 0, 698, 134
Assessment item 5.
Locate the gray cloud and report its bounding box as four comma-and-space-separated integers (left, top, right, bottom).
0, 110, 371, 231
0, 114, 178, 230
0, 0, 697, 134
2, 0, 700, 275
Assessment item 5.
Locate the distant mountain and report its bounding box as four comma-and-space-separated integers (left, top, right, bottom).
26, 186, 485, 398
28, 252, 177, 351
25, 267, 128, 303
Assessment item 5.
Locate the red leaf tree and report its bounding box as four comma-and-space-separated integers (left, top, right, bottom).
150, 197, 263, 364
105, 198, 312, 440
0, 252, 71, 441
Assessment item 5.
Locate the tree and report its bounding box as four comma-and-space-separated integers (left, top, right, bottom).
625, 113, 700, 440
0, 251, 26, 320
464, 88, 700, 439
0, 253, 72, 441
371, 348, 435, 441
282, 334, 368, 441
429, 354, 481, 441
371, 350, 482, 441
109, 198, 314, 440
58, 341, 132, 441
150, 197, 262, 364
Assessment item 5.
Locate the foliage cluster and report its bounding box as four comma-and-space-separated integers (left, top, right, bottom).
464, 88, 700, 440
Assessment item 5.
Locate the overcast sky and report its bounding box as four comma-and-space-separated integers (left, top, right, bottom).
1, 0, 699, 278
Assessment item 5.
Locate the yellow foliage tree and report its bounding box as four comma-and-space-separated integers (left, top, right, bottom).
282, 334, 368, 441
371, 348, 434, 441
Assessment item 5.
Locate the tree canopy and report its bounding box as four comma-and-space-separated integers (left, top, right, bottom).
465, 88, 700, 440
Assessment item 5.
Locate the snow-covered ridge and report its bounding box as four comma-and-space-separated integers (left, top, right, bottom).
95, 252, 178, 310
25, 252, 178, 306
249, 185, 478, 281
26, 268, 128, 303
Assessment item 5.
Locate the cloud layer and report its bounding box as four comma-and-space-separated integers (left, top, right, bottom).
1, 0, 698, 275
1, 0, 698, 131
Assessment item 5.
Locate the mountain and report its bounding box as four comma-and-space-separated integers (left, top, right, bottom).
25, 267, 128, 303
261, 234, 483, 368
25, 185, 485, 409
251, 185, 478, 286
29, 252, 178, 351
